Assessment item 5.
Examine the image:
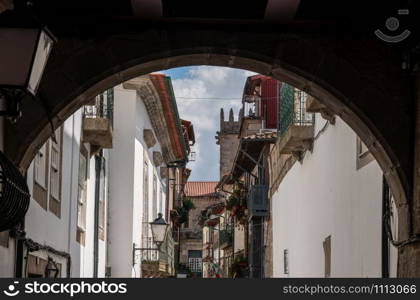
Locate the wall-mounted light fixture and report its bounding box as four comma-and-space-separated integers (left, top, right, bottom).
0, 9, 56, 119
132, 213, 169, 265
44, 257, 59, 278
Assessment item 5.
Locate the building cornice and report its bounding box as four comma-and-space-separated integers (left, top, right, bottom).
122, 76, 176, 163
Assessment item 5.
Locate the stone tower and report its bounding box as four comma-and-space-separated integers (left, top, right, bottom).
215, 108, 242, 179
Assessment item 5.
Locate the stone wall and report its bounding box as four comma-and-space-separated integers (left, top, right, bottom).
216, 108, 241, 178
179, 195, 222, 264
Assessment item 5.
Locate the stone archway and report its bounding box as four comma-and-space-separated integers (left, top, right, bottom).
4, 28, 416, 275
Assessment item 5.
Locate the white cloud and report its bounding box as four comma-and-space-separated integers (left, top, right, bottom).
166, 66, 258, 181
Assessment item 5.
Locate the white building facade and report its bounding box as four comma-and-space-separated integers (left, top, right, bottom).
0, 74, 186, 278
107, 74, 186, 278
0, 91, 112, 278
271, 112, 398, 277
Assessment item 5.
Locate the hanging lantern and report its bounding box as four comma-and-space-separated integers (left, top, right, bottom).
0, 9, 56, 95
150, 213, 169, 247
44, 257, 59, 278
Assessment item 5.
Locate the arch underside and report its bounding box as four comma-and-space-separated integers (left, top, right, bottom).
5, 28, 414, 239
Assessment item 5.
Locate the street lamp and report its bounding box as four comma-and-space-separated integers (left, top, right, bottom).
150, 213, 169, 247
132, 213, 169, 265
0, 9, 56, 117
44, 257, 59, 278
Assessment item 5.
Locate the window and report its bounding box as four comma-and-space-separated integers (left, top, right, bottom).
0, 231, 9, 248
34, 144, 47, 188
142, 156, 149, 249
323, 235, 331, 277
283, 249, 289, 275
49, 128, 63, 218
188, 250, 202, 273
50, 128, 61, 201
157, 188, 161, 216
153, 174, 157, 219
160, 190, 165, 216
99, 157, 106, 240
33, 141, 49, 210
26, 255, 62, 278
76, 148, 88, 245
356, 136, 374, 169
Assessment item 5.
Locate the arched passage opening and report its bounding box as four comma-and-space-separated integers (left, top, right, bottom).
2, 31, 417, 276
10, 51, 411, 231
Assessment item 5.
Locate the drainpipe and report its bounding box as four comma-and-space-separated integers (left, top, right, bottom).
93, 153, 102, 278
231, 216, 235, 271
66, 113, 76, 278
14, 220, 25, 278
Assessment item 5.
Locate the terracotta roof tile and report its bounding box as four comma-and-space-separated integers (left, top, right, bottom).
185, 181, 219, 197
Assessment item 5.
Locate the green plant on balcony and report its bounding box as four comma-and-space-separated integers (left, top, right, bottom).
225, 187, 248, 224
226, 194, 240, 211
175, 197, 195, 224
230, 255, 249, 278
234, 206, 248, 225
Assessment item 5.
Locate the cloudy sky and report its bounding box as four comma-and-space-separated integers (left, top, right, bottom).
160, 66, 256, 182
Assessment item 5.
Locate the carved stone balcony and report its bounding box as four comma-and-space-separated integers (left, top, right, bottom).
82, 117, 113, 149
277, 125, 314, 155
306, 96, 336, 124
82, 96, 113, 150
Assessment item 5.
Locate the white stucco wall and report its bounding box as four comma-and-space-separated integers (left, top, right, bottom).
107, 85, 167, 278
108, 86, 137, 277
24, 111, 84, 278
272, 114, 394, 277
0, 237, 15, 277
22, 109, 109, 278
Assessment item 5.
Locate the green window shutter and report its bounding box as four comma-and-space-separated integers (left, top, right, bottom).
279, 83, 294, 136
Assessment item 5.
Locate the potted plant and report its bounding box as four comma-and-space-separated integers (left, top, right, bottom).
175, 197, 195, 225
231, 255, 249, 278
226, 194, 239, 210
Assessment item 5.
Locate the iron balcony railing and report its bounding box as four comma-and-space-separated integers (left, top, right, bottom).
83, 88, 114, 127
243, 95, 260, 118
278, 83, 314, 136
180, 230, 203, 240
140, 235, 174, 266
141, 236, 160, 262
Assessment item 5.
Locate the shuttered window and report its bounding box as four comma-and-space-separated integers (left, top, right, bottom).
99, 157, 106, 240
356, 136, 374, 169
142, 155, 150, 248
34, 144, 47, 188
153, 174, 157, 219
77, 151, 88, 232
323, 235, 331, 278
50, 129, 61, 201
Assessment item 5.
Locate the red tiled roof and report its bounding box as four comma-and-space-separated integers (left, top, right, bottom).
185, 181, 219, 197
149, 73, 185, 160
